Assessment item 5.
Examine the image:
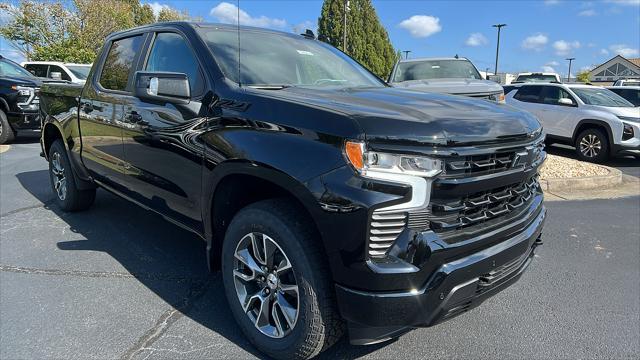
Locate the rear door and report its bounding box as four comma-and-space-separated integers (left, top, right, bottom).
119, 30, 208, 230
24, 64, 48, 78
79, 34, 147, 188
511, 85, 546, 125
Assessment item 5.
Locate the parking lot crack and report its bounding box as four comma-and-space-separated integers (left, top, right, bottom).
119, 279, 214, 360
0, 200, 55, 218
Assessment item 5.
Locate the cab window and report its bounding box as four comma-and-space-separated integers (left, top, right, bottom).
99, 35, 145, 92
513, 86, 543, 103
25, 64, 48, 78
145, 32, 204, 96
540, 86, 575, 106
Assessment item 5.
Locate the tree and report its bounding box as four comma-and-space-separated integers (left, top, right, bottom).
576, 70, 591, 83
317, 0, 398, 79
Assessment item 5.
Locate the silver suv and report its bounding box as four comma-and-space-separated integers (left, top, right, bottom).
388, 57, 505, 102
506, 83, 640, 162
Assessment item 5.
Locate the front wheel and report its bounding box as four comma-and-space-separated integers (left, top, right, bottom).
0, 110, 15, 144
48, 140, 96, 211
575, 128, 609, 163
221, 199, 343, 360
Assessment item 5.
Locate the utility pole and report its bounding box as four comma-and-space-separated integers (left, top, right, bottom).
402, 50, 411, 59
343, 0, 349, 53
566, 57, 575, 82
492, 24, 506, 76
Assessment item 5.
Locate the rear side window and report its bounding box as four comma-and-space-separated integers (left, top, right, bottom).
99, 35, 144, 92
145, 32, 203, 95
25, 64, 48, 78
514, 86, 543, 103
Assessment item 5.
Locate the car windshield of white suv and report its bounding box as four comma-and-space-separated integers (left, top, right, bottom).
393, 60, 482, 82
515, 74, 557, 83
0, 59, 36, 78
571, 87, 634, 107
198, 28, 384, 88
66, 65, 91, 80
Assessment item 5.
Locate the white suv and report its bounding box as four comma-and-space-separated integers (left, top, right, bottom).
505, 83, 640, 162
21, 61, 91, 84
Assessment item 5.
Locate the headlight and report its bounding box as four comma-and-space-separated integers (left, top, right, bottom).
11, 85, 34, 97
618, 116, 640, 123
489, 91, 505, 103
344, 141, 443, 178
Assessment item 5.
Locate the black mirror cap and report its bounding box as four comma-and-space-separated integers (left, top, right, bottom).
133, 71, 190, 104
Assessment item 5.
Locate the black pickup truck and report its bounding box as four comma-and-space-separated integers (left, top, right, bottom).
39, 22, 546, 359
0, 55, 42, 143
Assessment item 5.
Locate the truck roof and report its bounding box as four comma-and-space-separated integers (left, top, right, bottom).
397, 57, 471, 63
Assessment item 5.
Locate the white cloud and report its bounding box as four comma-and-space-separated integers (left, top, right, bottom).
553, 40, 581, 55
609, 44, 640, 57
465, 33, 488, 47
580, 65, 593, 72
600, 48, 610, 55
546, 61, 560, 66
292, 20, 315, 34
398, 15, 442, 38
578, 9, 597, 16
210, 2, 286, 28
604, 0, 640, 5
541, 66, 556, 73
544, 0, 561, 5
521, 33, 548, 51
147, 2, 170, 18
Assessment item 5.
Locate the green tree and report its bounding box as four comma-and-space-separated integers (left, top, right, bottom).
576, 70, 591, 83
317, 0, 398, 79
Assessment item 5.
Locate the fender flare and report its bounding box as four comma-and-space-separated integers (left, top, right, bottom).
573, 119, 615, 150
201, 160, 325, 270
0, 97, 9, 113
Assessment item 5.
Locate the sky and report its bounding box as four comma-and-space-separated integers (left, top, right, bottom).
1, 0, 639, 78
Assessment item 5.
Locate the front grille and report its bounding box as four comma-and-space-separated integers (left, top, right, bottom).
368, 210, 407, 257
429, 176, 539, 234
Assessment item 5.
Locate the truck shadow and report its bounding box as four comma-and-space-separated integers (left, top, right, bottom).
15, 169, 389, 359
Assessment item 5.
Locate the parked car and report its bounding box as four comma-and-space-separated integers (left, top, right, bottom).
607, 86, 640, 106
22, 61, 91, 84
388, 57, 505, 102
0, 55, 42, 144
613, 79, 640, 87
506, 83, 640, 162
38, 22, 547, 359
513, 72, 562, 83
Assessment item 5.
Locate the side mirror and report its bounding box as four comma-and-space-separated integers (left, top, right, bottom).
558, 98, 575, 106
50, 72, 62, 80
133, 71, 190, 104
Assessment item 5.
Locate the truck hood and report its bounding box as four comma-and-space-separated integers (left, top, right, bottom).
0, 75, 42, 87
275, 86, 541, 146
390, 78, 503, 95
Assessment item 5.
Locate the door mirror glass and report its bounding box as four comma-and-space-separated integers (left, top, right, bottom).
134, 71, 190, 104
558, 98, 574, 106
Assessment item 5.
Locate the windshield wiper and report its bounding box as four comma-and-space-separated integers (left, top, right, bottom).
247, 84, 293, 90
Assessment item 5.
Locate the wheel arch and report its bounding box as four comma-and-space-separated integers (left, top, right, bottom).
0, 97, 9, 114
573, 119, 614, 152
203, 161, 326, 272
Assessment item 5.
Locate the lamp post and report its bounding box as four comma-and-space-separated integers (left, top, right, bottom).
343, 0, 349, 53
492, 24, 507, 76
566, 57, 575, 82
402, 50, 411, 59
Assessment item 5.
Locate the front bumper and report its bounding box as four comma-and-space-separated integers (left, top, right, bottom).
335, 201, 545, 345
7, 111, 41, 130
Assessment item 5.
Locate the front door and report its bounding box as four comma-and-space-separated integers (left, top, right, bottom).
536, 86, 579, 138
120, 31, 208, 230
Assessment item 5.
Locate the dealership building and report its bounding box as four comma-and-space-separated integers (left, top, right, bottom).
588, 55, 640, 85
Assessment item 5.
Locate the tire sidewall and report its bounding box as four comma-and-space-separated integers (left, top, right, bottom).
221, 206, 322, 357
575, 129, 609, 163
0, 109, 14, 144
48, 141, 77, 209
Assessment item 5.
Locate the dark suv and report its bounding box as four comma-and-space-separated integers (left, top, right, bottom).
38, 22, 546, 359
0, 55, 42, 143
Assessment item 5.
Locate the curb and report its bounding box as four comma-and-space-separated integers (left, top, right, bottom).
0, 145, 10, 154
539, 165, 623, 192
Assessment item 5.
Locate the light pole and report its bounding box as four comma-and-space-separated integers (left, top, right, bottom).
343, 0, 349, 53
402, 50, 411, 59
566, 57, 575, 82
492, 24, 507, 76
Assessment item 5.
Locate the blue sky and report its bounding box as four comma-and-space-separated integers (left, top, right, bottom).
1, 0, 639, 77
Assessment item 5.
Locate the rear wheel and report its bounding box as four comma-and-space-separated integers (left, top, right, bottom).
575, 128, 609, 163
221, 199, 343, 360
0, 110, 15, 144
48, 140, 96, 211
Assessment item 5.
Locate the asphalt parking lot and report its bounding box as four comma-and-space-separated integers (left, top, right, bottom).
1, 140, 639, 359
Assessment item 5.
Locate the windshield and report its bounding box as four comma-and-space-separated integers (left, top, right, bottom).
571, 87, 634, 107
66, 65, 91, 80
0, 59, 35, 78
515, 74, 557, 83
393, 60, 482, 82
197, 28, 383, 88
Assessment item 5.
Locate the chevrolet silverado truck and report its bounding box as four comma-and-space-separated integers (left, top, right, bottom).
0, 55, 42, 144
38, 22, 547, 359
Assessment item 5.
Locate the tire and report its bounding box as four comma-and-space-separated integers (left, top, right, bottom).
48, 140, 96, 211
0, 109, 15, 144
221, 199, 343, 360
575, 128, 609, 163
